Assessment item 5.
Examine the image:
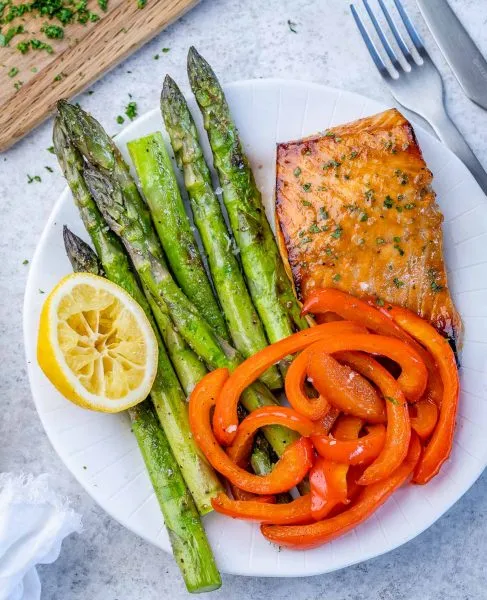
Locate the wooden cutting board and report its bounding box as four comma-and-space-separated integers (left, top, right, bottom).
0, 0, 199, 151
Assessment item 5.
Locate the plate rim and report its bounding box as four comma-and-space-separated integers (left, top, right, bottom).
24, 77, 486, 577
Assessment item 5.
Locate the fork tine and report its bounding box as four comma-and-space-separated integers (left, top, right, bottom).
361, 0, 401, 69
350, 4, 390, 77
377, 0, 412, 62
392, 0, 425, 52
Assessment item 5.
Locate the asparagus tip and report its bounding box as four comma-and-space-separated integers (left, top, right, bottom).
63, 225, 103, 275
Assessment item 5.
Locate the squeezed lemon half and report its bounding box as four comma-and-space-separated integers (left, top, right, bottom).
37, 273, 158, 412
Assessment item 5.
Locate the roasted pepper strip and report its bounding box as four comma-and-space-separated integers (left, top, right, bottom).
285, 348, 330, 421
211, 492, 313, 525
310, 457, 350, 521
387, 307, 459, 484
261, 433, 421, 549
308, 340, 412, 485
213, 321, 365, 446
307, 352, 386, 423
227, 406, 322, 467
189, 369, 313, 494
333, 415, 364, 440
229, 485, 275, 504
409, 399, 438, 440
304, 289, 442, 405
313, 425, 386, 465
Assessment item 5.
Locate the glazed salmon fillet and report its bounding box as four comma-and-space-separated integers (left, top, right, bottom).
276, 108, 461, 343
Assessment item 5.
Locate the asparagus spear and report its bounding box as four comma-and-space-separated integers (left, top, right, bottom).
63, 228, 221, 593
187, 47, 308, 345
84, 164, 297, 457
128, 133, 229, 340
160, 76, 282, 391
54, 118, 222, 514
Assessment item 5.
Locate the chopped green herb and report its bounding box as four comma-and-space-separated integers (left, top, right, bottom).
376, 298, 385, 307
331, 226, 343, 239
349, 151, 358, 159
393, 277, 404, 288
7, 66, 19, 78
22, 259, 29, 265
431, 281, 443, 293
153, 54, 159, 60
319, 207, 329, 220
301, 199, 312, 207
116, 115, 124, 124
41, 24, 64, 39
360, 212, 368, 222
39, 289, 44, 294
404, 203, 416, 210
47, 146, 55, 154
298, 230, 306, 238
332, 273, 341, 282
364, 189, 374, 201
137, 0, 146, 6
293, 167, 301, 177
299, 236, 312, 245
302, 182, 312, 192
30, 38, 54, 53
13, 80, 23, 90
16, 41, 30, 54
27, 174, 41, 183
0, 24, 24, 47
376, 237, 385, 245
125, 100, 137, 120
397, 194, 404, 201
53, 72, 67, 81
383, 195, 394, 208
396, 206, 403, 213
44, 166, 53, 172
287, 19, 297, 33
323, 159, 341, 170
98, 0, 108, 10
385, 396, 400, 406
394, 244, 405, 256
162, 47, 170, 53
31, 67, 38, 73
308, 223, 321, 234
393, 236, 401, 243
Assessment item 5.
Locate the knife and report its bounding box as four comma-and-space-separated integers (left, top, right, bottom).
416, 0, 487, 110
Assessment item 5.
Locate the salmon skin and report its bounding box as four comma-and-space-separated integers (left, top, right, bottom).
276, 108, 461, 344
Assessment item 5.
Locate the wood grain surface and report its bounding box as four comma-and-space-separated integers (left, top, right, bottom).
0, 0, 198, 151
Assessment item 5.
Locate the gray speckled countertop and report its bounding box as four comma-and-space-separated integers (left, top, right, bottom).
2, 0, 487, 598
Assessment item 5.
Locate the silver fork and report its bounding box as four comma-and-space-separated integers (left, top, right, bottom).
350, 0, 487, 195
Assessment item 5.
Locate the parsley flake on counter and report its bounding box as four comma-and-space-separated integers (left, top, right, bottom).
287, 19, 297, 33
125, 101, 137, 120
27, 174, 41, 183
116, 115, 125, 124
47, 146, 55, 154
41, 24, 64, 39
45, 166, 53, 172
7, 66, 19, 78
98, 0, 108, 10
162, 47, 170, 53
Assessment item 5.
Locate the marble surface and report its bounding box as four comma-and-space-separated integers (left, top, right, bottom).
2, 0, 487, 598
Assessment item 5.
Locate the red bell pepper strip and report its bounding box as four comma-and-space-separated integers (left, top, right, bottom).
227, 406, 322, 467
308, 340, 411, 485
211, 492, 313, 525
308, 334, 427, 404
229, 485, 276, 504
304, 288, 442, 405
213, 321, 366, 446
312, 424, 386, 465
321, 406, 341, 434
409, 398, 438, 440
307, 351, 386, 423
189, 369, 314, 494
333, 415, 364, 440
285, 348, 331, 421
309, 457, 349, 521
261, 433, 422, 549
387, 307, 459, 484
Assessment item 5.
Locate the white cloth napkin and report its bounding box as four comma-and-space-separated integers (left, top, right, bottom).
0, 474, 82, 600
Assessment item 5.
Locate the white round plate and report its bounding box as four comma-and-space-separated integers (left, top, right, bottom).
25, 80, 487, 577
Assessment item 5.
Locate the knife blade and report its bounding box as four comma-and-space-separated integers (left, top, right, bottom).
416, 0, 487, 110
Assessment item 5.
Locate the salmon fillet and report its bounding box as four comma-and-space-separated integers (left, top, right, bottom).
276, 108, 461, 343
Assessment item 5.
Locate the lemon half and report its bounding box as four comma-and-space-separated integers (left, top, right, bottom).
37, 273, 158, 412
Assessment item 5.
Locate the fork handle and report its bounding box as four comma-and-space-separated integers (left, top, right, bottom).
428, 110, 487, 196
